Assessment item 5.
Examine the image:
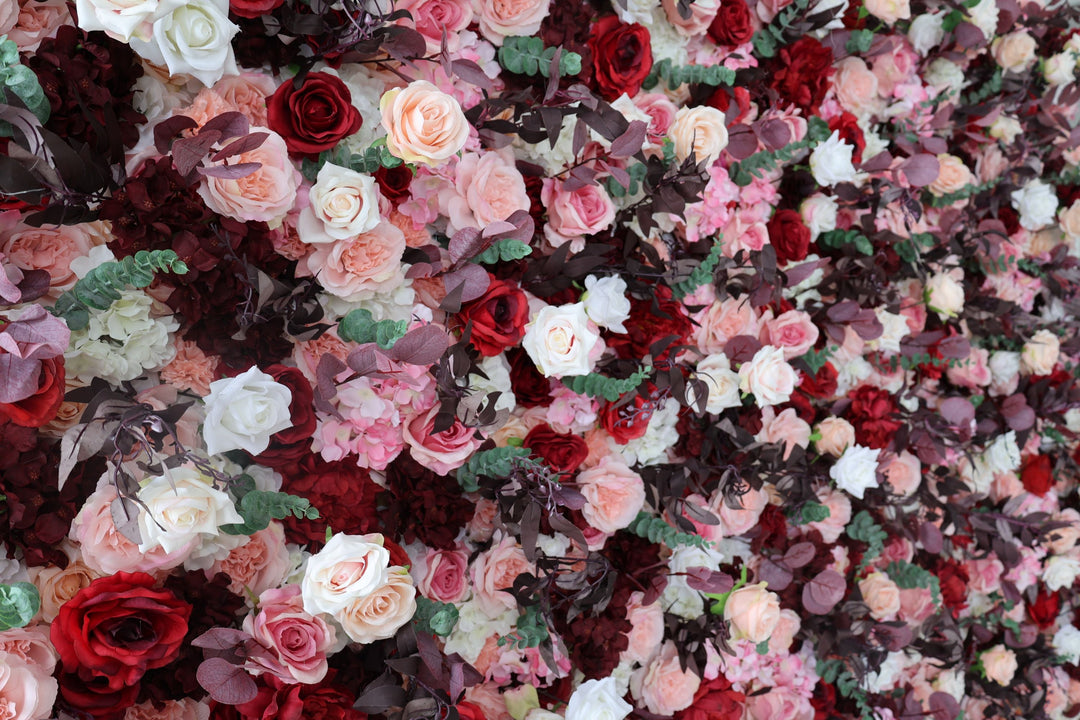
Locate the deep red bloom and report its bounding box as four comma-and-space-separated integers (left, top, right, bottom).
230, 0, 284, 18
828, 112, 866, 164
607, 287, 692, 362
933, 559, 970, 612
506, 348, 553, 408
676, 674, 746, 720
799, 362, 839, 400
253, 365, 316, 471
706, 86, 753, 124
707, 0, 754, 46
0, 355, 65, 427
456, 703, 487, 720
601, 394, 654, 444
457, 278, 530, 357
767, 209, 812, 264
374, 164, 414, 206
769, 36, 834, 114
58, 671, 140, 720
236, 675, 366, 720
587, 16, 654, 100
267, 72, 363, 157
847, 385, 901, 449
1020, 454, 1054, 496
1029, 589, 1060, 630
280, 456, 382, 549
524, 424, 589, 474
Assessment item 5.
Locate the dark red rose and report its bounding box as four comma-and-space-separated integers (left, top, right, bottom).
52, 573, 191, 710
601, 394, 654, 444
587, 16, 653, 100
230, 0, 283, 18
767, 209, 811, 264
237, 676, 366, 720
374, 164, 414, 206
456, 703, 487, 720
253, 365, 316, 470
507, 348, 552, 407
457, 278, 530, 357
769, 36, 834, 114
524, 424, 589, 474
997, 206, 1021, 235
676, 674, 746, 720
1029, 588, 1060, 630
0, 355, 65, 427
799, 362, 838, 399
750, 504, 788, 554
1020, 454, 1054, 496
267, 72, 363, 157
705, 86, 752, 125
607, 286, 692, 362
847, 385, 901, 449
58, 671, 140, 719
933, 559, 969, 612
707, 0, 753, 46
828, 111, 866, 164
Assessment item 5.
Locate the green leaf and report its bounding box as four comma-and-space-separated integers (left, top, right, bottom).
799, 345, 837, 376
497, 36, 582, 79
413, 597, 460, 636
221, 491, 320, 536
792, 501, 831, 525
560, 366, 652, 403
337, 308, 409, 349
846, 511, 888, 570
627, 512, 711, 550
474, 239, 533, 265
499, 604, 550, 649
457, 446, 533, 493
672, 236, 725, 300
885, 560, 942, 605
0, 582, 39, 630
846, 29, 874, 54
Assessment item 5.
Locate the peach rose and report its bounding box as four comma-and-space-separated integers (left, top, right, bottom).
403, 405, 483, 476
713, 485, 770, 539
8, 0, 70, 51
0, 628, 56, 675
633, 642, 700, 716
211, 72, 277, 126
762, 309, 819, 359
443, 150, 530, 233
738, 345, 797, 407
417, 547, 469, 603
298, 163, 383, 244
669, 105, 729, 165
541, 180, 616, 251
992, 30, 1036, 74
833, 57, 881, 118
879, 450, 921, 498
198, 128, 300, 226
863, 0, 909, 24
337, 569, 417, 644
768, 608, 801, 652
1045, 509, 1080, 555
858, 571, 901, 620
0, 651, 56, 720
929, 154, 973, 197
305, 221, 406, 299
32, 561, 100, 623
124, 698, 209, 720
622, 592, 664, 665
474, 0, 549, 45
1021, 329, 1060, 375
380, 81, 470, 166
756, 407, 810, 460
745, 686, 813, 720
724, 583, 781, 643
1, 221, 103, 292
695, 297, 763, 355
981, 645, 1017, 685
213, 522, 292, 596
815, 417, 855, 457
806, 486, 852, 544
1060, 200, 1080, 239
661, 0, 720, 35
471, 533, 533, 617
244, 585, 336, 684
577, 457, 646, 534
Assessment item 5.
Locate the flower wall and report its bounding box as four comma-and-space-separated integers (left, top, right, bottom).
0, 0, 1078, 719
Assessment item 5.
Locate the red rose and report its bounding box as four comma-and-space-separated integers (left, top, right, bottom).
280, 456, 381, 548
457, 278, 530, 357
676, 674, 745, 720
587, 16, 653, 100
1029, 589, 1060, 630
0, 355, 65, 427
1020, 454, 1054, 496
769, 36, 834, 114
767, 209, 811, 264
705, 86, 753, 124
230, 0, 283, 18
828, 111, 865, 164
456, 703, 487, 720
799, 362, 838, 399
601, 394, 654, 444
374, 164, 414, 206
524, 424, 589, 474
707, 0, 753, 46
52, 573, 191, 713
237, 676, 366, 720
253, 365, 316, 470
933, 559, 969, 613
267, 72, 363, 157
847, 385, 901, 449
58, 671, 140, 719
507, 348, 552, 407
607, 287, 692, 362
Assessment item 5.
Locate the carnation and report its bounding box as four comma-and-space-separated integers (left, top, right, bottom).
829, 444, 881, 499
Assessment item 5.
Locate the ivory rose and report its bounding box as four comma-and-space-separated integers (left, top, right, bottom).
522, 303, 601, 378
738, 345, 797, 407
577, 457, 646, 534
694, 353, 742, 413
724, 583, 781, 642
1021, 329, 1060, 375
301, 533, 391, 616
632, 642, 701, 715
474, 0, 550, 45
403, 405, 484, 476
128, 0, 240, 87
304, 221, 407, 299
203, 366, 294, 456
74, 0, 183, 41
298, 163, 382, 244
381, 81, 470, 166
565, 677, 632, 720
541, 180, 616, 251
858, 571, 901, 620
244, 585, 336, 684
136, 468, 244, 557
981, 645, 1018, 685
197, 129, 299, 226
925, 271, 965, 318
669, 106, 729, 165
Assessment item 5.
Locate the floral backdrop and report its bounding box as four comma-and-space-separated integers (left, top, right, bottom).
0, 0, 1077, 717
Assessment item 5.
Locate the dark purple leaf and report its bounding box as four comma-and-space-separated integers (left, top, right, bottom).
826, 300, 860, 323
1001, 393, 1035, 431
548, 512, 588, 554
389, 324, 449, 366
197, 658, 258, 705
919, 522, 943, 554
346, 344, 381, 376
757, 119, 791, 151
859, 151, 894, 173
442, 264, 491, 306
921, 136, 948, 155
849, 309, 884, 341
451, 59, 494, 90
802, 569, 845, 614
609, 120, 648, 159
927, 693, 961, 720
448, 227, 485, 264
757, 558, 794, 591
723, 335, 762, 364
211, 132, 269, 161
685, 567, 734, 594
171, 134, 220, 177
153, 115, 199, 153
192, 628, 251, 650
899, 154, 940, 187
939, 397, 974, 428
783, 542, 816, 569
953, 22, 985, 49
725, 125, 758, 160
937, 335, 970, 360
14, 269, 50, 303
199, 111, 250, 140
196, 162, 262, 179
484, 209, 534, 243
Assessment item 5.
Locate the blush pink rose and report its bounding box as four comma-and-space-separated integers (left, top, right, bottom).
467, 497, 499, 543
661, 0, 720, 35
124, 698, 210, 720
0, 650, 56, 720
724, 583, 781, 642
403, 405, 484, 476
768, 608, 802, 652
304, 221, 406, 299
833, 57, 881, 118
397, 0, 473, 53
632, 642, 701, 716
745, 686, 814, 720
474, 0, 549, 45
621, 591, 664, 665
695, 297, 763, 355
713, 485, 770, 539
442, 150, 530, 233
471, 533, 533, 617
212, 522, 291, 596
198, 128, 300, 226
244, 585, 337, 684
0, 627, 57, 675
965, 557, 1004, 595
762, 310, 819, 360
880, 536, 914, 565
212, 73, 278, 126
897, 587, 935, 624
756, 407, 811, 461
633, 93, 679, 144
541, 179, 616, 251
814, 417, 855, 457
577, 457, 646, 534
9, 0, 70, 51
380, 81, 470, 166
872, 38, 918, 96
858, 572, 901, 620
336, 569, 417, 644
806, 487, 851, 544
945, 346, 992, 389
417, 547, 469, 603
1, 221, 103, 292
879, 450, 921, 498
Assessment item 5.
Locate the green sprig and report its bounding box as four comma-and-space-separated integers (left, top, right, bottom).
642, 58, 736, 91
497, 36, 582, 78
560, 366, 652, 403
627, 512, 711, 550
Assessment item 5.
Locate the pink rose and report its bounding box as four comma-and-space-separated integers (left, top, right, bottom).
965, 557, 1004, 595
467, 497, 499, 544
945, 346, 992, 389
756, 407, 810, 461
872, 39, 918, 96
211, 72, 277, 126
244, 585, 337, 684
632, 642, 701, 716
879, 451, 921, 498
541, 180, 616, 251
833, 57, 881, 118
880, 536, 914, 565
711, 485, 769, 539
897, 587, 935, 624
417, 547, 469, 603
756, 0, 793, 22
474, 0, 549, 45
471, 533, 533, 617
577, 457, 646, 534
738, 345, 797, 407
695, 297, 763, 355
441, 150, 530, 233
745, 686, 814, 720
124, 698, 209, 720
0, 650, 56, 720
661, 0, 720, 35
723, 583, 781, 643
396, 0, 473, 53
762, 310, 819, 359
197, 128, 300, 226
814, 417, 855, 458
1, 221, 103, 293
0, 627, 56, 675
0, 0, 16, 35
858, 572, 901, 620
403, 405, 484, 476
724, 217, 768, 255
806, 487, 851, 544
768, 608, 801, 652
212, 522, 291, 596
8, 0, 70, 51
981, 645, 1017, 686
304, 221, 406, 299
633, 93, 679, 144
621, 592, 664, 665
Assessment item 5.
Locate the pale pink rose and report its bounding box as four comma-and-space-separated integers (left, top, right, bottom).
833, 57, 881, 118
965, 557, 1004, 595
381, 81, 470, 166
738, 345, 797, 407
746, 686, 814, 720
762, 310, 819, 360
715, 485, 770, 538
474, 0, 549, 45
397, 0, 473, 53
880, 536, 914, 565
9, 0, 69, 51
211, 72, 277, 126
879, 451, 921, 498
198, 128, 299, 226
897, 587, 935, 624
212, 522, 291, 596
124, 698, 210, 720
724, 216, 769, 256
863, 0, 909, 24
467, 497, 499, 543
403, 405, 484, 476
577, 457, 646, 534
661, 0, 720, 35
1, 221, 102, 292
0, 0, 17, 35
929, 154, 973, 198
541, 180, 615, 251
633, 93, 679, 143
442, 150, 530, 233
464, 681, 513, 720
871, 39, 918, 97
815, 417, 855, 457
622, 592, 664, 665
976, 145, 1010, 185
756, 407, 810, 461
0, 628, 56, 676
858, 572, 901, 620
981, 645, 1017, 685
945, 346, 992, 389
305, 221, 406, 299
768, 608, 801, 652
724, 583, 780, 642
695, 297, 763, 355
0, 650, 56, 720
336, 569, 417, 644
633, 642, 701, 716
471, 533, 533, 617
670, 105, 729, 165
417, 547, 469, 603
1060, 200, 1080, 239
991, 30, 1036, 74
806, 486, 851, 544
244, 585, 336, 684
31, 561, 100, 623
1045, 668, 1069, 719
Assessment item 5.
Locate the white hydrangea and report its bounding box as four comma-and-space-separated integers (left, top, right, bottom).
864, 652, 908, 693
932, 666, 966, 701
924, 59, 967, 96
784, 254, 825, 308
613, 398, 681, 466
835, 356, 874, 396
661, 543, 726, 620
515, 114, 578, 174
908, 12, 945, 55
66, 290, 179, 384
1054, 624, 1080, 665
648, 7, 690, 66
443, 597, 517, 664
336, 64, 391, 152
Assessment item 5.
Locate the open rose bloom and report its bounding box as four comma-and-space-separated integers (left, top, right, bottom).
2, 1, 1080, 719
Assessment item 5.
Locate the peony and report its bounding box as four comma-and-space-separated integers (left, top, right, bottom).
723, 583, 781, 643
738, 345, 797, 407
298, 163, 382, 244
565, 677, 632, 720
136, 467, 244, 556
830, 444, 881, 499
197, 128, 299, 226
301, 533, 391, 616
380, 81, 470, 166
669, 105, 729, 165
129, 0, 239, 87
202, 366, 293, 456
810, 131, 858, 187
0, 651, 57, 720
522, 303, 601, 378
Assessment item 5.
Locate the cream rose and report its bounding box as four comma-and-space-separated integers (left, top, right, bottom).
929, 154, 973, 197
864, 0, 909, 24
830, 444, 881, 500
577, 457, 646, 534
301, 533, 391, 616
992, 30, 1037, 74
129, 0, 239, 87
75, 0, 183, 41
1011, 180, 1059, 231
298, 163, 382, 244
337, 570, 417, 644
522, 303, 601, 378
695, 353, 742, 413
925, 271, 965, 318
669, 106, 729, 165
981, 645, 1018, 685
380, 81, 469, 166
136, 468, 244, 556
32, 561, 100, 623
1060, 200, 1080, 239
858, 571, 901, 620
738, 345, 797, 407
723, 583, 781, 643
202, 365, 293, 456
1021, 329, 1060, 375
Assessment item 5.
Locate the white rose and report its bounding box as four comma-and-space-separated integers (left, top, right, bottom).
75, 0, 183, 41
907, 12, 944, 55
1044, 553, 1080, 592
582, 275, 631, 333
669, 106, 729, 165
925, 271, 965, 318
924, 59, 966, 96
137, 468, 243, 555
130, 0, 239, 87
991, 30, 1036, 74
1011, 180, 1059, 231
302, 533, 391, 616
298, 163, 382, 244
202, 366, 293, 456
989, 115, 1023, 144
810, 131, 859, 187
525, 711, 565, 720
830, 444, 881, 499
695, 353, 742, 413
800, 194, 838, 240
1021, 329, 1060, 375
336, 569, 417, 644
988, 350, 1021, 394
522, 303, 601, 378
981, 431, 1021, 475
565, 678, 632, 720
1054, 624, 1080, 665
966, 0, 998, 39
1044, 52, 1077, 86
738, 345, 797, 407
469, 354, 516, 412
870, 307, 910, 355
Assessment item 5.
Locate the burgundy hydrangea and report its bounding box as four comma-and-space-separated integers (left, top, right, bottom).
280, 455, 383, 550
382, 454, 475, 550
